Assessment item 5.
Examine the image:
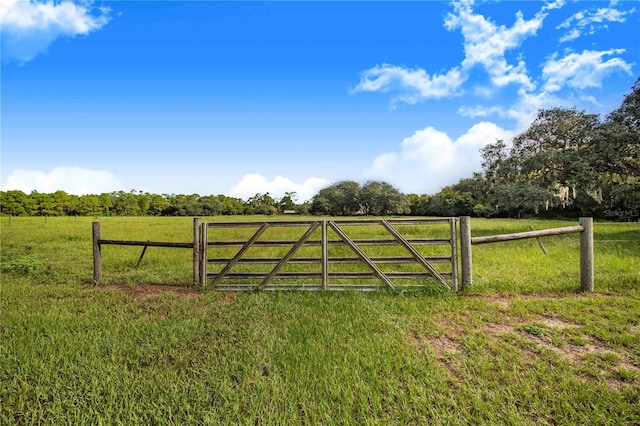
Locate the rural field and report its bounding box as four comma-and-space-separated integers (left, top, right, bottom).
1, 216, 639, 424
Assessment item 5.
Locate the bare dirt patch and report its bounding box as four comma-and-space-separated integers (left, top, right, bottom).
411, 332, 464, 386
479, 295, 514, 309
99, 283, 201, 302
431, 335, 463, 358
469, 293, 586, 310
483, 322, 517, 336
538, 316, 579, 330
410, 331, 462, 357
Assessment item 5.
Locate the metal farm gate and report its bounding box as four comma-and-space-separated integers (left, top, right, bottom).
197, 218, 458, 292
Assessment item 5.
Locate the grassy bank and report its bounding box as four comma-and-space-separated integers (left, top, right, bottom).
1, 216, 639, 424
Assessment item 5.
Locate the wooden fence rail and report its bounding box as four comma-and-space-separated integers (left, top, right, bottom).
92, 219, 200, 284
458, 217, 594, 292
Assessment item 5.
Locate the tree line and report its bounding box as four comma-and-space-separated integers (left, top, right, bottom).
0, 190, 304, 217
417, 77, 639, 219
2, 79, 638, 220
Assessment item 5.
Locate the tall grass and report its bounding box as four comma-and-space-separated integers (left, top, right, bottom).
1, 216, 638, 424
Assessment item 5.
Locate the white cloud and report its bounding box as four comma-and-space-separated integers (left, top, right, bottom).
444, 2, 544, 91
0, 0, 111, 62
542, 49, 633, 93
352, 64, 464, 106
352, 0, 553, 107
2, 166, 122, 195
226, 174, 331, 202
363, 122, 513, 194
557, 1, 635, 42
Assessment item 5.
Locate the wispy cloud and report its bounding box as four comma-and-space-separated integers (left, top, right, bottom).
2, 166, 122, 195
226, 174, 331, 202
351, 65, 464, 107
353, 0, 550, 106
557, 1, 636, 42
0, 0, 111, 63
542, 49, 633, 93
444, 0, 545, 91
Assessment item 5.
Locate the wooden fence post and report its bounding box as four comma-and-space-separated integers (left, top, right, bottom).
580, 217, 594, 292
193, 218, 201, 287
460, 216, 472, 290
322, 220, 328, 290
449, 217, 459, 292
200, 223, 208, 287
92, 221, 102, 283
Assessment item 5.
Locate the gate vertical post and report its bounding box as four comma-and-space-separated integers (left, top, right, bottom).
460, 216, 472, 290
449, 217, 459, 291
92, 221, 102, 283
322, 220, 328, 290
200, 223, 208, 287
193, 218, 201, 287
580, 217, 594, 292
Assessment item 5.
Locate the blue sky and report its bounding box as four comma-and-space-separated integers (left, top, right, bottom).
1, 0, 638, 201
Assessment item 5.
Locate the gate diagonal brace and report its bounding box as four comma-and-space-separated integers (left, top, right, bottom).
381, 220, 450, 289
328, 221, 397, 292
257, 222, 320, 290
211, 223, 269, 287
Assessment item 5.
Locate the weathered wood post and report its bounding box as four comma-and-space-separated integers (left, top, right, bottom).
193, 218, 201, 287
580, 217, 594, 292
199, 222, 208, 287
92, 221, 102, 283
449, 217, 459, 292
460, 216, 472, 290
321, 220, 328, 290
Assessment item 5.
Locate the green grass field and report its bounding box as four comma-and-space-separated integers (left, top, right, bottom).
1, 216, 639, 424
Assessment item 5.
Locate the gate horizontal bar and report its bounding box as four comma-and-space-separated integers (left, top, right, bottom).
206, 218, 453, 228
207, 256, 453, 264
211, 284, 449, 291
206, 239, 451, 247
207, 221, 321, 228
207, 272, 452, 280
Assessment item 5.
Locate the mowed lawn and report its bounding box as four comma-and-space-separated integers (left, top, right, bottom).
1, 216, 639, 424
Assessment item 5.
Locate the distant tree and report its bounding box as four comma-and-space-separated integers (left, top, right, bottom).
450, 173, 487, 205
0, 190, 33, 216
51, 190, 72, 216
426, 187, 475, 217
217, 195, 245, 215
199, 195, 222, 216
245, 193, 277, 215
407, 193, 431, 216
147, 194, 170, 216
294, 201, 311, 215
113, 191, 142, 216
310, 181, 361, 216
77, 195, 103, 216
31, 191, 57, 216
360, 181, 408, 215
278, 192, 297, 212
487, 182, 554, 218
